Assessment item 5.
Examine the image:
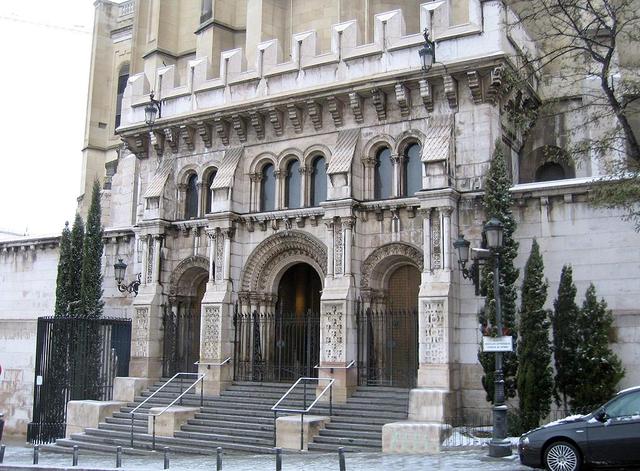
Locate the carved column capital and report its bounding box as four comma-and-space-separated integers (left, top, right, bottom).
249, 172, 263, 184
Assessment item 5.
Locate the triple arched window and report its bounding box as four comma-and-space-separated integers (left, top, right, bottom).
370, 141, 423, 200
254, 154, 327, 212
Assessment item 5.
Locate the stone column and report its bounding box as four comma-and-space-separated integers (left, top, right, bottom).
390, 153, 401, 197
299, 166, 310, 207
206, 230, 216, 282
441, 207, 452, 271
197, 181, 206, 217
325, 220, 334, 277
177, 183, 187, 219
274, 169, 284, 209
421, 208, 432, 271
362, 157, 376, 200
342, 217, 354, 275
222, 228, 234, 280
152, 235, 162, 283
249, 173, 262, 212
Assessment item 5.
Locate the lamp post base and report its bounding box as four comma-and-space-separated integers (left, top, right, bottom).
488, 439, 512, 457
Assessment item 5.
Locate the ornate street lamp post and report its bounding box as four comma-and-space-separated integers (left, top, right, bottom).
454, 218, 512, 458
145, 92, 162, 128
114, 258, 141, 296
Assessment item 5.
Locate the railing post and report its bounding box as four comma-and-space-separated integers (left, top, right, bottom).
33, 444, 39, 465
163, 446, 169, 469
180, 376, 184, 405
0, 444, 5, 464
116, 446, 122, 468
153, 416, 157, 451
273, 411, 277, 447
72, 445, 79, 466
300, 412, 304, 451
275, 447, 282, 471
130, 413, 134, 447
216, 446, 223, 470
330, 383, 333, 416
200, 377, 204, 407
338, 447, 346, 471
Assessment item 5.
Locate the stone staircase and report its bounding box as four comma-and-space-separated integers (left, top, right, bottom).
42, 378, 409, 455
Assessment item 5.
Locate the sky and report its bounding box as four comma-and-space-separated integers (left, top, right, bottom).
0, 1, 96, 237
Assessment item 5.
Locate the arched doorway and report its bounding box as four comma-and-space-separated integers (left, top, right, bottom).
234, 262, 322, 383
358, 244, 422, 389
164, 264, 208, 376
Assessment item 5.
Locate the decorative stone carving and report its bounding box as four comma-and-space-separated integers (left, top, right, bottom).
123, 134, 148, 159
215, 232, 224, 282
430, 211, 442, 270
360, 243, 424, 289
306, 99, 322, 130
240, 231, 327, 292
196, 121, 212, 148
133, 307, 149, 357
180, 125, 195, 151
168, 255, 210, 296
349, 92, 364, 124
327, 96, 344, 127
370, 88, 387, 121
249, 109, 265, 139
422, 301, 446, 364
443, 75, 458, 109
146, 240, 154, 283
419, 79, 434, 112
467, 71, 483, 104
486, 65, 504, 105
268, 107, 284, 136
334, 221, 343, 275
286, 103, 303, 133
163, 127, 180, 153
213, 115, 230, 146
201, 306, 221, 359
395, 82, 411, 117
232, 114, 247, 142
323, 305, 344, 362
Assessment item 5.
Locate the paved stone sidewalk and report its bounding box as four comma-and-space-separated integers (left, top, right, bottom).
1, 440, 529, 470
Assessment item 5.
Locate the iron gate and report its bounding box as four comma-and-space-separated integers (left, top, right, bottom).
356, 305, 418, 388
162, 306, 200, 376
233, 306, 320, 382
27, 317, 131, 444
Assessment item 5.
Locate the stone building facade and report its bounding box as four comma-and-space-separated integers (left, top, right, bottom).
1, 0, 639, 445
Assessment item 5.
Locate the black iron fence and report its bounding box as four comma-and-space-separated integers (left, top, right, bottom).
356, 306, 418, 388
162, 307, 200, 377
233, 308, 320, 383
27, 316, 131, 444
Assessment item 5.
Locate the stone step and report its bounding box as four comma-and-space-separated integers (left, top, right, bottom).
187, 417, 274, 431
42, 438, 153, 456
307, 442, 378, 453
180, 423, 274, 439
173, 429, 273, 447
105, 416, 148, 427
318, 429, 381, 440
67, 432, 211, 455
311, 435, 381, 447
99, 422, 147, 433
324, 422, 381, 433
194, 412, 275, 425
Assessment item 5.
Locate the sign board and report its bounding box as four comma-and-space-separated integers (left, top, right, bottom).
482, 336, 513, 352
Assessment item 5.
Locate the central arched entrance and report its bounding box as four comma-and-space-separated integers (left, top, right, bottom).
234, 262, 322, 383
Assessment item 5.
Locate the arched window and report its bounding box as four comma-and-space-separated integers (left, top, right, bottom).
310, 156, 327, 207
185, 174, 199, 219
284, 160, 301, 209
205, 169, 217, 214
374, 147, 393, 200
404, 143, 422, 196
535, 162, 566, 182
260, 163, 276, 212
114, 64, 129, 131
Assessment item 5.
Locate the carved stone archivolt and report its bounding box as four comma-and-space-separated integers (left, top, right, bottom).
169, 255, 210, 297
360, 242, 424, 290
133, 307, 150, 357
322, 304, 344, 362
201, 305, 221, 359
422, 300, 446, 364
240, 230, 327, 293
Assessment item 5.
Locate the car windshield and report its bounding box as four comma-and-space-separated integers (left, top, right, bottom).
605, 391, 640, 418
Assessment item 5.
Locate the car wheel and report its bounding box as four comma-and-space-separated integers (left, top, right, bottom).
544, 441, 581, 471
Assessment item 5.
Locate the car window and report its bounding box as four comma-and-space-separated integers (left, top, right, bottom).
605, 391, 640, 418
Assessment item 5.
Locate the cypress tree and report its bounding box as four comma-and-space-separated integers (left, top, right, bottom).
551, 265, 580, 412
80, 180, 104, 318
478, 142, 519, 402
571, 284, 625, 411
517, 239, 553, 431
54, 222, 72, 316
69, 213, 85, 317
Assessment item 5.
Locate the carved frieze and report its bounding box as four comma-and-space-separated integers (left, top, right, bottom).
201, 306, 221, 359
146, 240, 154, 283
133, 307, 149, 357
323, 305, 344, 362
334, 221, 343, 275
430, 211, 442, 270
422, 300, 446, 364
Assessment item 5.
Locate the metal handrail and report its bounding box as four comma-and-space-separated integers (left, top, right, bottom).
194, 357, 231, 369
148, 374, 206, 450
129, 372, 202, 448
271, 377, 334, 450
313, 360, 356, 370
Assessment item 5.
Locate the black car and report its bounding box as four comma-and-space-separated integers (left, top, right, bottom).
518, 386, 640, 470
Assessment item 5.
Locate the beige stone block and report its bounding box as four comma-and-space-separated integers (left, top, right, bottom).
276, 415, 330, 451
408, 389, 455, 422
148, 406, 199, 437
113, 377, 156, 403
66, 400, 126, 438
382, 421, 452, 454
